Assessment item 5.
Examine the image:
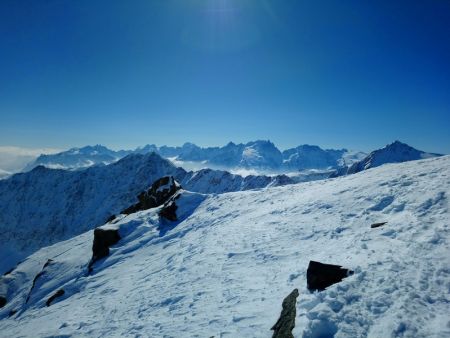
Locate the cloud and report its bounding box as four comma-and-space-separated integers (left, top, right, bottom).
0, 146, 61, 173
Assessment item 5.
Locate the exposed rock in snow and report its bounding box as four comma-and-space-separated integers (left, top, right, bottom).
46, 289, 64, 307
158, 195, 180, 222
306, 261, 354, 292
121, 176, 181, 215
0, 297, 6, 308
271, 288, 299, 338
370, 222, 387, 229
88, 228, 121, 272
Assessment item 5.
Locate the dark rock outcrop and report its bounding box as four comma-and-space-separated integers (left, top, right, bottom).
159, 200, 178, 222
92, 228, 121, 259
88, 228, 121, 272
158, 191, 183, 222
371, 222, 387, 229
121, 176, 181, 215
271, 288, 299, 338
46, 289, 65, 307
307, 261, 353, 292
0, 296, 6, 308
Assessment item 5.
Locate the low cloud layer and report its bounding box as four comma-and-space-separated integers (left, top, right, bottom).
0, 146, 61, 173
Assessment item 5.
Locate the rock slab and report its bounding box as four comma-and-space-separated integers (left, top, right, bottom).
271, 288, 299, 338
307, 260, 353, 292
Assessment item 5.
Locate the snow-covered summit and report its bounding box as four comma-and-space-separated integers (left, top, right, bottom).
1, 155, 449, 337
239, 140, 283, 169
347, 140, 442, 174
282, 145, 358, 170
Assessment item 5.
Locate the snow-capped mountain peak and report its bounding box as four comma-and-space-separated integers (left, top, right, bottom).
240, 140, 283, 169
347, 140, 442, 174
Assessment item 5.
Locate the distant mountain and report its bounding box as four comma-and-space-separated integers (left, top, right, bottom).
346, 141, 442, 175
281, 145, 366, 170
23, 145, 131, 171
23, 141, 366, 173
0, 152, 298, 272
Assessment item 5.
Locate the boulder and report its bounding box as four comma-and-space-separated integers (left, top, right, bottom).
46, 289, 65, 307
371, 222, 387, 229
159, 200, 178, 222
307, 261, 353, 292
271, 288, 299, 338
121, 176, 181, 215
88, 228, 121, 272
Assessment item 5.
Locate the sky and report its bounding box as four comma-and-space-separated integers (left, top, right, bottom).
1, 0, 449, 154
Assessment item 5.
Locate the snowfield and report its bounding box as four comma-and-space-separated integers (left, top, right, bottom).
1, 156, 449, 337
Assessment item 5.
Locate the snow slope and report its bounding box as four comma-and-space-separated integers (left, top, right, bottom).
1, 155, 449, 337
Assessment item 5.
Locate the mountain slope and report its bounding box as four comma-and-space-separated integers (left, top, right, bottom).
0, 153, 297, 272
347, 141, 442, 174
1, 155, 449, 337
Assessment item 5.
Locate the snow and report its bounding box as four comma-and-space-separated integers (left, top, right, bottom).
1, 155, 449, 337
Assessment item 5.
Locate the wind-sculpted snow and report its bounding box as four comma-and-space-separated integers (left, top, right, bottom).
0, 155, 449, 337
0, 153, 298, 273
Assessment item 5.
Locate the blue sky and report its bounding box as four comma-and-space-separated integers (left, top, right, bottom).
1, 0, 449, 153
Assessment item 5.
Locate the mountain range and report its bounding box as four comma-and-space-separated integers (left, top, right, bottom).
24, 141, 367, 173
